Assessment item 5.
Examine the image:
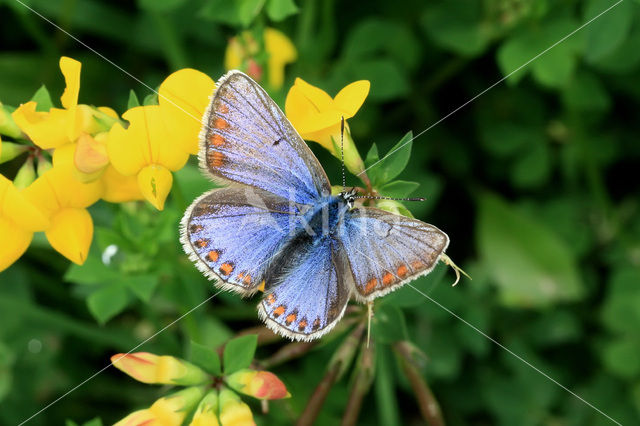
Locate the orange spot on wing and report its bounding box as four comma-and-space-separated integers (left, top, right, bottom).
312, 318, 321, 330
266, 294, 276, 305
298, 319, 308, 330
195, 238, 208, 248
214, 118, 228, 129
411, 260, 425, 270
382, 272, 395, 286
189, 224, 203, 233
207, 250, 219, 262
210, 151, 225, 167
243, 274, 252, 285
210, 134, 224, 147
285, 313, 297, 325
365, 278, 377, 293
220, 263, 234, 276
397, 264, 408, 278
218, 104, 229, 114
273, 305, 285, 317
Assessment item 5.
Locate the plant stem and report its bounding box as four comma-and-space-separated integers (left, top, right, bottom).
296, 361, 340, 426
394, 341, 445, 426
341, 338, 376, 426
259, 341, 318, 369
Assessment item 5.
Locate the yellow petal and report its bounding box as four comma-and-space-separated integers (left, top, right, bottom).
12, 103, 74, 149
149, 387, 205, 426
106, 121, 147, 176
0, 216, 33, 272
97, 106, 118, 118
333, 80, 370, 118
101, 165, 143, 203
23, 166, 103, 217
75, 133, 109, 174
158, 69, 215, 155
190, 391, 220, 426
224, 36, 244, 71
265, 28, 297, 89
219, 389, 255, 426
137, 164, 172, 210
292, 78, 333, 111
45, 207, 93, 265
113, 409, 155, 426
60, 56, 81, 109
0, 174, 49, 231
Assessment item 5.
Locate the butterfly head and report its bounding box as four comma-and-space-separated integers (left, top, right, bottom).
338, 187, 358, 209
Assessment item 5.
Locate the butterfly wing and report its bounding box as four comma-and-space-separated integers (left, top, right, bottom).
257, 235, 353, 341
339, 207, 449, 302
180, 186, 300, 294
200, 71, 331, 205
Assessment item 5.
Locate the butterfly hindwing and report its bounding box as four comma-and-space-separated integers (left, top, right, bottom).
339, 207, 449, 301
258, 235, 353, 341
200, 71, 331, 205
180, 186, 298, 295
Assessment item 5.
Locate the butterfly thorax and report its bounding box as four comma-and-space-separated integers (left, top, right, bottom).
299, 195, 351, 238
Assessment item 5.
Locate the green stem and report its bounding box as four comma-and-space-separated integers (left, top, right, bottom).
341, 338, 376, 426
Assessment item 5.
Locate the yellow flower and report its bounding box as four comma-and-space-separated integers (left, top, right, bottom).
114, 387, 205, 426
226, 369, 290, 400
0, 174, 49, 272
190, 390, 220, 426
225, 28, 297, 90
285, 78, 369, 175
158, 68, 216, 155
11, 57, 84, 149
22, 164, 102, 265
111, 352, 208, 386
218, 388, 255, 426
107, 105, 190, 210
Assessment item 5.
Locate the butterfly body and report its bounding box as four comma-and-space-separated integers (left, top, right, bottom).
182, 71, 450, 341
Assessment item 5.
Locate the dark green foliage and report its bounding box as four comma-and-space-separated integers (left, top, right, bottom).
1, 0, 640, 425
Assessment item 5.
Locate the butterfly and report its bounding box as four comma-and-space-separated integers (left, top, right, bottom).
180, 71, 449, 341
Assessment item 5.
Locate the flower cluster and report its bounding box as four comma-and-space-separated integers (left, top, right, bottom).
0, 34, 373, 273
0, 57, 213, 271
111, 351, 290, 426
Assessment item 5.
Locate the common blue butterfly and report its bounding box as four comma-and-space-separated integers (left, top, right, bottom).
180, 71, 449, 341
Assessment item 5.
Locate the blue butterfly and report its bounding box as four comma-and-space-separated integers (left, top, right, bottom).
180, 71, 449, 341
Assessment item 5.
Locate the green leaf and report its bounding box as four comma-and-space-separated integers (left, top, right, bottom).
367, 132, 413, 186
238, 0, 266, 27
143, 93, 158, 106
476, 192, 584, 307
374, 346, 400, 426
266, 0, 298, 21
127, 90, 140, 109
356, 59, 408, 101
378, 180, 419, 198
561, 71, 610, 112
87, 283, 131, 324
190, 341, 222, 376
375, 199, 414, 218
600, 267, 640, 335
137, 0, 187, 12
421, 1, 492, 56
509, 140, 550, 189
601, 337, 640, 378
223, 334, 257, 374
65, 255, 120, 286
364, 143, 379, 167
583, 0, 633, 63
123, 274, 159, 302
31, 85, 53, 111
199, 0, 242, 25
373, 305, 408, 344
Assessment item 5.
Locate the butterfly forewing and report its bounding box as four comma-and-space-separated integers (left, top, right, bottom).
200, 71, 331, 205
338, 207, 449, 302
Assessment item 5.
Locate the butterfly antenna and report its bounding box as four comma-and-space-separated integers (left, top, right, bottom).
355, 195, 426, 202
340, 116, 346, 192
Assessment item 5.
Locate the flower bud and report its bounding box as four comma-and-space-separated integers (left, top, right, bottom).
111, 352, 209, 386
13, 157, 36, 189
226, 369, 290, 400
189, 390, 220, 426
218, 388, 255, 426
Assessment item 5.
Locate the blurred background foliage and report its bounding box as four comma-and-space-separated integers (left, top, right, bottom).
1, 0, 640, 424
